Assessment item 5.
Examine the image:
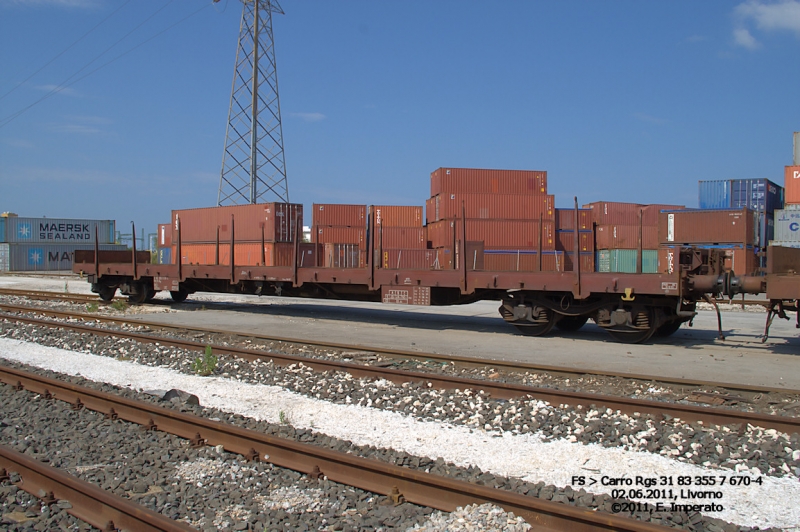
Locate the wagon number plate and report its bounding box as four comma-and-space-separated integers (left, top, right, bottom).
661, 282, 678, 291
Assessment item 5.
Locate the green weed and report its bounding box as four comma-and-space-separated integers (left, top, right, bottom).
111, 300, 128, 312
86, 303, 99, 313
191, 345, 218, 376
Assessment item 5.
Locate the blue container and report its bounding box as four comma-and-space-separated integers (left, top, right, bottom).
0, 218, 5, 242
730, 178, 783, 213
699, 181, 730, 209
158, 247, 172, 264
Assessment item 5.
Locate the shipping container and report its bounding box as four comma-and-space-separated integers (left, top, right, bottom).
1, 217, 115, 244
432, 193, 555, 222
176, 242, 296, 266
596, 249, 658, 274
769, 240, 800, 249
482, 250, 564, 272
698, 181, 731, 209
381, 249, 451, 270
173, 203, 302, 244
425, 197, 436, 224
0, 243, 127, 271
158, 223, 172, 247
296, 243, 318, 268
312, 204, 366, 227
563, 252, 596, 273
426, 219, 555, 249
657, 245, 756, 276
595, 225, 659, 249
700, 179, 783, 212
658, 208, 757, 245
582, 202, 644, 226
322, 243, 366, 268
376, 227, 427, 249
786, 166, 800, 205
641, 204, 686, 225
157, 247, 171, 265
315, 226, 366, 249
430, 168, 547, 196
555, 209, 592, 230
555, 230, 594, 252
372, 206, 423, 227
775, 208, 800, 242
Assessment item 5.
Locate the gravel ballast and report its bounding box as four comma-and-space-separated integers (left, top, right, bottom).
0, 338, 797, 530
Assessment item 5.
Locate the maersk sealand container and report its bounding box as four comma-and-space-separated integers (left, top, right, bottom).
0, 243, 127, 271
2, 218, 115, 244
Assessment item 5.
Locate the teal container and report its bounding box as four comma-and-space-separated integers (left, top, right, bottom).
596, 249, 658, 273
0, 218, 5, 242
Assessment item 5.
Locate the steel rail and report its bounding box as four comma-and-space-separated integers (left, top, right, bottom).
1, 310, 798, 435
0, 300, 795, 397
0, 365, 674, 532
0, 444, 196, 532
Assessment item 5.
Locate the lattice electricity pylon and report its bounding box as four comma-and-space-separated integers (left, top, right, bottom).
218, 0, 288, 205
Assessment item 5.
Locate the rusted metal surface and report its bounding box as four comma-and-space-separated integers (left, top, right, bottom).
659, 209, 757, 245
0, 365, 674, 532
312, 204, 366, 227
431, 193, 555, 221
1, 313, 797, 434
431, 168, 547, 196
0, 444, 196, 532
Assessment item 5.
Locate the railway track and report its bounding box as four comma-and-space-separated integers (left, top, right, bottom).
0, 305, 798, 435
0, 443, 195, 532
0, 365, 674, 532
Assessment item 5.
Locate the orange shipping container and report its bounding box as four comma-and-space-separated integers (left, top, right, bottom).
377, 227, 427, 249
313, 204, 366, 227
595, 225, 659, 249
176, 242, 295, 266
322, 243, 366, 268
431, 168, 547, 196
482, 250, 564, 272
433, 194, 555, 221
658, 209, 756, 245
555, 231, 594, 252
315, 226, 366, 249
427, 219, 555, 249
381, 248, 452, 270
555, 209, 592, 230
583, 202, 644, 226
785, 166, 800, 205
425, 197, 436, 224
373, 206, 423, 227
173, 203, 302, 244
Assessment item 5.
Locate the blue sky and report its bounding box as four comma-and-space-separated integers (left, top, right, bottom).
1, 0, 799, 242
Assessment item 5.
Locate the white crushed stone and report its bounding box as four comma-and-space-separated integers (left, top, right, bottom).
409, 503, 530, 531
256, 486, 328, 513
1, 337, 798, 530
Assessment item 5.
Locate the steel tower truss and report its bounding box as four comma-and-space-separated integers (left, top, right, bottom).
218, 0, 288, 205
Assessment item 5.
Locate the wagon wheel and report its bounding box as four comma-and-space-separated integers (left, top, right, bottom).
127, 283, 153, 305
654, 319, 683, 338
555, 315, 589, 332
97, 286, 116, 302
512, 307, 557, 337
605, 306, 658, 344
170, 289, 189, 303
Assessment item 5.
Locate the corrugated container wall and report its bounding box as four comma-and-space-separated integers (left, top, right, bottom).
427, 219, 555, 249
658, 209, 757, 245
555, 231, 593, 252
595, 225, 659, 249
0, 219, 4, 241
730, 179, 782, 213
0, 243, 127, 271
425, 198, 436, 224
432, 194, 554, 221
173, 203, 302, 243
158, 223, 172, 247
316, 226, 366, 249
482, 250, 564, 272
698, 181, 731, 209
582, 202, 643, 226
555, 209, 592, 230
786, 166, 800, 205
176, 242, 296, 267
1, 218, 115, 244
774, 206, 800, 242
372, 206, 423, 227
381, 249, 450, 270
312, 204, 366, 227
431, 168, 547, 196
596, 249, 659, 274
377, 227, 426, 249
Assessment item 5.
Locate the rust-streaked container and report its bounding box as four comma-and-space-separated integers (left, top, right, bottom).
158, 223, 172, 247
322, 243, 366, 268
563, 252, 596, 273
173, 203, 302, 243
595, 225, 658, 249
177, 242, 295, 266
658, 209, 756, 245
555, 230, 593, 252
426, 219, 555, 249
315, 226, 366, 250
555, 209, 592, 230
582, 201, 643, 226
431, 168, 547, 196
433, 193, 555, 221
785, 166, 800, 204
482, 250, 563, 272
377, 227, 427, 249
313, 204, 366, 227
373, 206, 423, 227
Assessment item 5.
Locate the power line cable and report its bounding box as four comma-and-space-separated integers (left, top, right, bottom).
0, 0, 199, 129
0, 0, 133, 103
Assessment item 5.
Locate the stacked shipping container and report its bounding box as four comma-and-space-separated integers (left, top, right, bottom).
0, 214, 124, 271
374, 205, 427, 270
313, 204, 367, 268
769, 167, 800, 250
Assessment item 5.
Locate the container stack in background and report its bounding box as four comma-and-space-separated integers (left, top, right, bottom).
425, 168, 566, 271
313, 204, 367, 268
170, 203, 304, 266
583, 202, 685, 274
771, 166, 800, 249
0, 213, 123, 271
